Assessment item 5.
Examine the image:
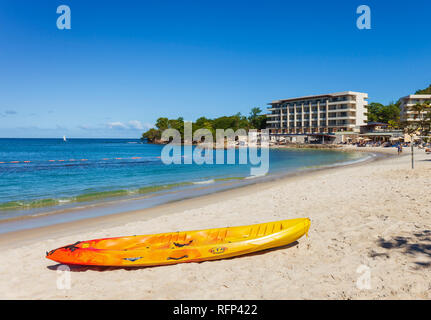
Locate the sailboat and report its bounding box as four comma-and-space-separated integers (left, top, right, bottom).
63, 135, 67, 142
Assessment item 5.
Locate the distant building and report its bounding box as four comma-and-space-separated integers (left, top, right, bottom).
359, 122, 403, 142
359, 122, 389, 134
266, 91, 369, 135
399, 94, 431, 122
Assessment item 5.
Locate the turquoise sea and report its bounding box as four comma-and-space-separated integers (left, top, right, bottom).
0, 138, 370, 231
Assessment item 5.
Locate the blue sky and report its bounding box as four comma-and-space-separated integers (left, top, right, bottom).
0, 0, 430, 138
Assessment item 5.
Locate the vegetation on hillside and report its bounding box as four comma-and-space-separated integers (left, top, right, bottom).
141, 108, 266, 143
415, 84, 431, 94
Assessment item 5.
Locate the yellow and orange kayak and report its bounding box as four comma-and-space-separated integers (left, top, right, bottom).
46, 218, 310, 267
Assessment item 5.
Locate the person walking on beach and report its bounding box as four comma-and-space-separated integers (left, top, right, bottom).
397, 144, 403, 155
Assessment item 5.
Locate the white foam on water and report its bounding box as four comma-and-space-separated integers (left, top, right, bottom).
193, 179, 215, 185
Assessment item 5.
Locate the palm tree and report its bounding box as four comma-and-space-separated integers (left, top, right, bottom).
402, 101, 431, 169
421, 101, 431, 136
248, 107, 262, 129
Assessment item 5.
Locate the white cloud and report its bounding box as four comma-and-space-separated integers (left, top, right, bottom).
127, 120, 144, 130
107, 121, 128, 130
107, 120, 147, 131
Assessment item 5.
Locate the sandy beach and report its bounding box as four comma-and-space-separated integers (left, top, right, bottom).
0, 147, 430, 299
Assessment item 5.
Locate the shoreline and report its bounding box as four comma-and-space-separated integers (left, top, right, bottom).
0, 148, 388, 249
0, 146, 429, 299
0, 147, 376, 236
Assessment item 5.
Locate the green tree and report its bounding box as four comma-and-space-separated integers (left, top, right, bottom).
141, 128, 161, 142
142, 106, 268, 143
366, 102, 384, 122
411, 101, 431, 135
254, 114, 267, 130
366, 102, 401, 124
401, 100, 431, 169
387, 119, 400, 130
248, 107, 263, 129
155, 117, 169, 131
415, 84, 431, 94
168, 117, 185, 136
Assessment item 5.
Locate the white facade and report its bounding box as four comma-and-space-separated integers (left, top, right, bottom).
266, 91, 368, 134
399, 94, 431, 122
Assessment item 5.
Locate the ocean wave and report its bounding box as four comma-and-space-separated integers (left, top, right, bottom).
0, 181, 194, 212
193, 179, 215, 185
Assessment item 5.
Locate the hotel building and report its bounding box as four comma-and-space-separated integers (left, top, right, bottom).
266, 91, 369, 134
399, 94, 431, 122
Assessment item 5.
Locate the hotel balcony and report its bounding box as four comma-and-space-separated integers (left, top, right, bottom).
327, 99, 357, 105
328, 116, 356, 120
269, 104, 358, 113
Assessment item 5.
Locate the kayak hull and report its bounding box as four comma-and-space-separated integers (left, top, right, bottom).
46, 218, 310, 267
